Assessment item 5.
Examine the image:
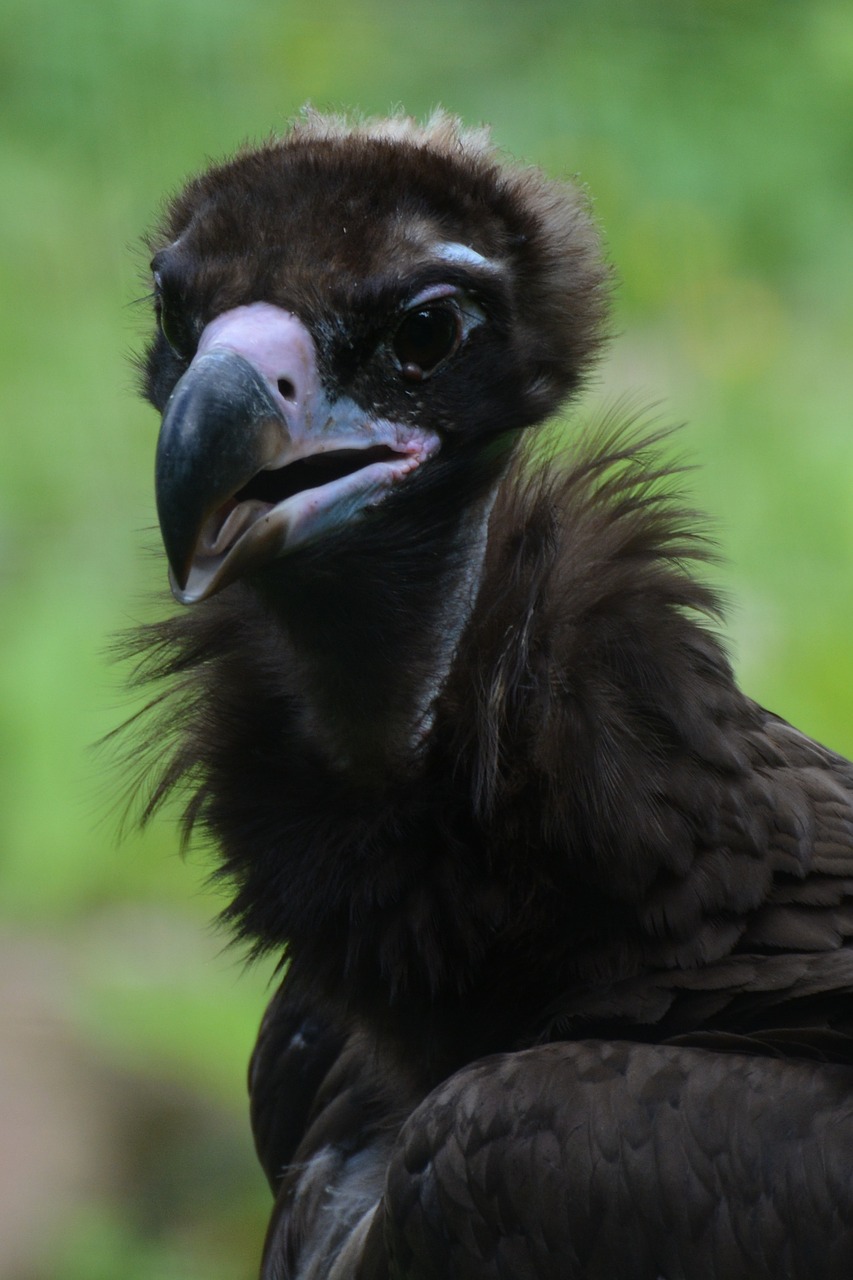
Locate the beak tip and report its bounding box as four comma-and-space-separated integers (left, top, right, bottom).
169, 563, 189, 592
155, 348, 286, 605
168, 564, 195, 605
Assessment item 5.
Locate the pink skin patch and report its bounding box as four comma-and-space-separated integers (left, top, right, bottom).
175, 303, 441, 603
198, 304, 316, 433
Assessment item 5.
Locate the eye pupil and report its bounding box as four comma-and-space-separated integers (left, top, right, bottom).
393, 305, 459, 374
160, 307, 185, 357
154, 274, 191, 359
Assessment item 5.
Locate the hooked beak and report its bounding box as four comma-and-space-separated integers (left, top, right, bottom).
154, 304, 440, 604
155, 348, 287, 599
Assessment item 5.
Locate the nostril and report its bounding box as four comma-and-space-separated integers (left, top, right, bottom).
277, 377, 297, 401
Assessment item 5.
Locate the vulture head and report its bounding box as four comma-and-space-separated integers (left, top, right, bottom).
145, 112, 608, 608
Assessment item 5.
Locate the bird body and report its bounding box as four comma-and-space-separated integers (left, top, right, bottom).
131, 111, 853, 1278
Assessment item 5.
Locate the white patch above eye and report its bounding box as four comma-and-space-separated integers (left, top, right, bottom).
432, 241, 496, 271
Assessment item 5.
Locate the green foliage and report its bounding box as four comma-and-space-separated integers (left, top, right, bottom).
2, 1, 852, 1275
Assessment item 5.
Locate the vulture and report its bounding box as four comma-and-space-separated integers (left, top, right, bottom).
129, 111, 853, 1279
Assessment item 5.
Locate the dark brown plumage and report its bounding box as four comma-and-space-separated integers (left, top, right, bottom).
129, 111, 853, 1278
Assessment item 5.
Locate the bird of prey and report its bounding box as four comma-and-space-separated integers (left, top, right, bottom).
129, 111, 853, 1278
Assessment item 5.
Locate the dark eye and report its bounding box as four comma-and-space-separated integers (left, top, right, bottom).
153, 269, 193, 359
392, 305, 460, 377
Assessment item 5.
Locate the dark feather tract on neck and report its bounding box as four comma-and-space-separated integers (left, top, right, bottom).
122, 109, 853, 1279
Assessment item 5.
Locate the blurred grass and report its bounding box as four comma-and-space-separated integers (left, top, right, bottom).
1, 0, 852, 1276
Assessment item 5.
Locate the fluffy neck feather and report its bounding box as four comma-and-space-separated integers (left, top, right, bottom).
255, 485, 500, 780
241, 439, 512, 781
128, 424, 739, 1069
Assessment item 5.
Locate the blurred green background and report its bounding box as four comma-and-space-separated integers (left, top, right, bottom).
2, 0, 852, 1275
